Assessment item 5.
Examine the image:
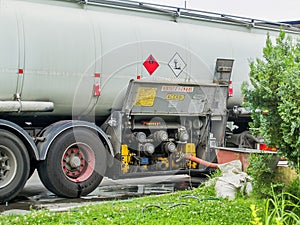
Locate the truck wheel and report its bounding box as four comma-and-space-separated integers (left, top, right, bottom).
38, 128, 107, 198
0, 129, 30, 202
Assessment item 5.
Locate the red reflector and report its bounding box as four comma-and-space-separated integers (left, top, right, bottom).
141, 121, 161, 126
94, 73, 101, 96
94, 84, 100, 96
228, 80, 233, 97
137, 75, 141, 80
259, 143, 277, 151
18, 69, 23, 74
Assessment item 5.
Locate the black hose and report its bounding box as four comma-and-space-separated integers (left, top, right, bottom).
142, 204, 163, 213
180, 194, 222, 202
169, 203, 188, 208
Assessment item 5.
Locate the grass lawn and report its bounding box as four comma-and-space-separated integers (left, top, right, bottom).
0, 185, 266, 225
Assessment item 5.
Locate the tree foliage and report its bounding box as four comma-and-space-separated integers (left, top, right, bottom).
242, 30, 300, 168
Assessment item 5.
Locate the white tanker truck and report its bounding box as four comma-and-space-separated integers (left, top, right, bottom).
0, 0, 299, 202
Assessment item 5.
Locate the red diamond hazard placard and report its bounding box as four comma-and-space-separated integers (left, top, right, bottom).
143, 54, 159, 75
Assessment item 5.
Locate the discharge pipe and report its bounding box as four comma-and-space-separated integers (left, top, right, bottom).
185, 154, 218, 168
0, 101, 54, 112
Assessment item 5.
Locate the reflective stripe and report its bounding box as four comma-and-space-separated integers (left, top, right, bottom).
94, 73, 101, 96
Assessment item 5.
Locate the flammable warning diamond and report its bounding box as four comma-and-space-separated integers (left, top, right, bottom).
143, 54, 159, 75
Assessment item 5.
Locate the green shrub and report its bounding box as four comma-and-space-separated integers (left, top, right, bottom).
247, 153, 283, 198
250, 188, 300, 225
284, 176, 300, 216
242, 30, 300, 168
264, 190, 300, 225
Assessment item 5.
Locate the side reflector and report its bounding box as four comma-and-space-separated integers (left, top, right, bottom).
18, 69, 23, 74
228, 80, 233, 97
94, 73, 101, 96
259, 143, 277, 151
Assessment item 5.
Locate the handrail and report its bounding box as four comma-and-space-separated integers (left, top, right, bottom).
76, 0, 300, 32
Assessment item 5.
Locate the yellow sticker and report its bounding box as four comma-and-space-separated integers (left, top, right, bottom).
134, 87, 156, 106
166, 94, 185, 101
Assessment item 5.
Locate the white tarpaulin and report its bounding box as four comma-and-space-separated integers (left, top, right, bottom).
215, 160, 252, 200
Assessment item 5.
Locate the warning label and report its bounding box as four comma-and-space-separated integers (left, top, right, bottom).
168, 52, 186, 77
161, 86, 194, 93
165, 94, 185, 101
134, 87, 157, 106
143, 54, 159, 75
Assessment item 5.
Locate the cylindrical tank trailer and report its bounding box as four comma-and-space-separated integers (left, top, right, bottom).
0, 0, 298, 202
1, 0, 297, 115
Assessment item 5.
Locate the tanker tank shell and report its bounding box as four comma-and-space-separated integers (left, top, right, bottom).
0, 0, 297, 118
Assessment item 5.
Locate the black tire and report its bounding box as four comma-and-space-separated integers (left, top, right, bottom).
38, 128, 107, 198
27, 158, 36, 180
0, 129, 30, 202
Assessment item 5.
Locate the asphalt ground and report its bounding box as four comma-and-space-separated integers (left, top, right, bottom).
0, 171, 205, 215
